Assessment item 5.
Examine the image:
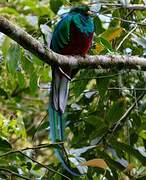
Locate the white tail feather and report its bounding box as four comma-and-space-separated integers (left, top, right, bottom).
52, 68, 69, 113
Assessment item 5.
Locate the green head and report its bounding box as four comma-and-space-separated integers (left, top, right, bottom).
70, 5, 91, 15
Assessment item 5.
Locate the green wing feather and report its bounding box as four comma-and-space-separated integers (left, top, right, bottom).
50, 14, 72, 52
72, 13, 94, 35
50, 11, 94, 53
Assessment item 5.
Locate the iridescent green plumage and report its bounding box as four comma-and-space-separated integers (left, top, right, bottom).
51, 5, 94, 54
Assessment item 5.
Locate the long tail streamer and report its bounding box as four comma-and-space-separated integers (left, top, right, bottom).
49, 105, 84, 176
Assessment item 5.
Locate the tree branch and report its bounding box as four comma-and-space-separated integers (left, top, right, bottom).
18, 151, 71, 180
0, 143, 70, 180
101, 3, 146, 11
0, 16, 146, 70
0, 142, 63, 158
89, 2, 146, 11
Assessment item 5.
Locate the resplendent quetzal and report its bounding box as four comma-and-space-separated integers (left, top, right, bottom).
49, 5, 94, 176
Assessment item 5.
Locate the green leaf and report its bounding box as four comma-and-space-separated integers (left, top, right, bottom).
136, 176, 146, 180
0, 88, 8, 99
51, 174, 62, 180
0, 138, 12, 151
0, 0, 8, 2
105, 98, 126, 124
139, 130, 146, 140
143, 139, 146, 150
37, 121, 49, 131
86, 115, 103, 127
32, 54, 43, 66
2, 37, 11, 59
112, 141, 146, 166
96, 75, 109, 96
29, 71, 38, 92
130, 133, 138, 145
99, 37, 113, 52
97, 150, 125, 171
0, 173, 7, 179
139, 100, 146, 113
130, 113, 141, 129
6, 44, 21, 75
33, 164, 42, 171
71, 75, 88, 98
21, 55, 34, 74
95, 28, 123, 53
91, 125, 108, 139
50, 0, 63, 13
26, 162, 32, 170
0, 7, 19, 15
105, 169, 118, 180
17, 72, 25, 89
0, 165, 18, 173
109, 9, 121, 28
7, 165, 18, 173
132, 34, 146, 49
94, 16, 104, 35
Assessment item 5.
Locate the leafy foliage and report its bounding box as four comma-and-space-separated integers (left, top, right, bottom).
0, 0, 146, 179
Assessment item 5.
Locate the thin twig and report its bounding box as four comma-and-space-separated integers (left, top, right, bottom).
102, 3, 146, 11
0, 143, 70, 180
133, 88, 139, 115
116, 25, 137, 51
0, 168, 31, 180
72, 72, 125, 82
108, 87, 146, 91
98, 13, 145, 26
97, 91, 146, 144
89, 2, 146, 11
18, 151, 71, 180
32, 113, 48, 142
0, 142, 64, 158
116, 18, 146, 50
71, 87, 146, 94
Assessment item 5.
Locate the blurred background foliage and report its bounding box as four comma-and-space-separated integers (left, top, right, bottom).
0, 0, 146, 179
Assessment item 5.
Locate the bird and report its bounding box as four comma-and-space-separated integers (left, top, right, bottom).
49, 5, 94, 176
